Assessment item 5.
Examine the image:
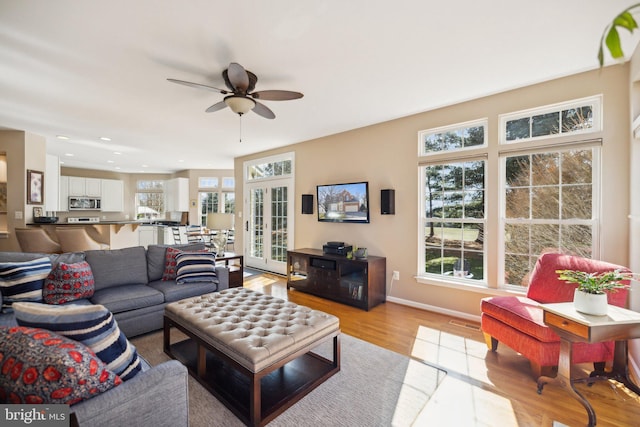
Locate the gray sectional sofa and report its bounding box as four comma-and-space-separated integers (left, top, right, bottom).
0, 243, 229, 336
0, 243, 230, 427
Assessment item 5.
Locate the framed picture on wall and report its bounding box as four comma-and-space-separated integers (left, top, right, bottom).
27, 169, 44, 205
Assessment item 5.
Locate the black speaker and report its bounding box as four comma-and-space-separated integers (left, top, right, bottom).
381, 189, 395, 215
302, 194, 314, 214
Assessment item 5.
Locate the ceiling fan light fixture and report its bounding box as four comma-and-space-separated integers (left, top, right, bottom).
224, 95, 255, 115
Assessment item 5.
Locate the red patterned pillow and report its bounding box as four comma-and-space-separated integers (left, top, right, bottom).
43, 261, 95, 305
162, 247, 182, 281
0, 326, 121, 405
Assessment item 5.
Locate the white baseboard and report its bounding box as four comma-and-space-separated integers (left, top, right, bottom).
385, 296, 481, 324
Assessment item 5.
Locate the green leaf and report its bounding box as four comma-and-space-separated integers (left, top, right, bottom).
605, 27, 624, 59
614, 11, 639, 31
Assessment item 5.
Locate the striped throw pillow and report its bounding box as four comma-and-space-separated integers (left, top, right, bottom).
175, 252, 217, 285
0, 258, 51, 311
13, 302, 142, 381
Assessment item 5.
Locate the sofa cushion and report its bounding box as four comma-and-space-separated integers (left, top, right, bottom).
0, 326, 121, 404
43, 261, 95, 304
85, 247, 148, 291
146, 243, 207, 282
148, 279, 218, 303
481, 296, 559, 342
175, 252, 217, 284
90, 285, 164, 314
13, 302, 142, 381
0, 257, 51, 312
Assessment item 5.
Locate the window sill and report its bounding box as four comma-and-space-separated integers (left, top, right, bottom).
414, 275, 525, 297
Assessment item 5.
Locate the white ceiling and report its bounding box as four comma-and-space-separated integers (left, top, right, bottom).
0, 1, 638, 173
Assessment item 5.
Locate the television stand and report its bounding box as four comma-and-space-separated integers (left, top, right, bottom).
286, 248, 386, 311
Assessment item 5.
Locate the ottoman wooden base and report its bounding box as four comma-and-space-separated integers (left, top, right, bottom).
163, 289, 341, 427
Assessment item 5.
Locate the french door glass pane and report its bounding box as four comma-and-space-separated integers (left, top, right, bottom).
270, 186, 288, 262
250, 189, 264, 258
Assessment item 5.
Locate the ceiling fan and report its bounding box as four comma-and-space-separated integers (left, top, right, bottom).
167, 62, 303, 119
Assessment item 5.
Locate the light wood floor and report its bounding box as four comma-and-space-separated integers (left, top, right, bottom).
244, 273, 640, 427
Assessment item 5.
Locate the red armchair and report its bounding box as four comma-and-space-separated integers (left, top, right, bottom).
481, 253, 630, 379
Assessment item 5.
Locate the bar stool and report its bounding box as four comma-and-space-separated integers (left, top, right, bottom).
56, 227, 110, 252
15, 228, 62, 253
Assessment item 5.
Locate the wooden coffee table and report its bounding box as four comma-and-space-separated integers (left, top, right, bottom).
163, 288, 341, 427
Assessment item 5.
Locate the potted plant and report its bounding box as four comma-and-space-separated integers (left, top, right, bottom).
556, 269, 634, 315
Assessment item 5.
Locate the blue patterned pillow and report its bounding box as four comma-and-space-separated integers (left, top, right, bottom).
0, 258, 51, 312
175, 252, 217, 284
13, 302, 142, 381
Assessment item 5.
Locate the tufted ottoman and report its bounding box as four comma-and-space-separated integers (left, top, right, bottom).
163, 287, 340, 427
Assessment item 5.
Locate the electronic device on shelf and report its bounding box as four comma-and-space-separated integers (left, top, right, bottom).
323, 242, 352, 256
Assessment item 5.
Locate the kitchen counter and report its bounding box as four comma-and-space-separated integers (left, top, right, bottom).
28, 222, 141, 249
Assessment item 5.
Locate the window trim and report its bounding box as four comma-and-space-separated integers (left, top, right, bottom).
499, 95, 602, 145
418, 118, 488, 157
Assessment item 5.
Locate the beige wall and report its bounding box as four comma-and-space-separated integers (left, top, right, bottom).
235, 64, 631, 320
0, 130, 46, 251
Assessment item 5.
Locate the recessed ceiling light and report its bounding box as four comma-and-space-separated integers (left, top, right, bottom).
141, 164, 148, 168
178, 159, 184, 163
114, 166, 121, 170
113, 152, 121, 155
100, 137, 111, 141
56, 135, 70, 140
107, 160, 114, 164
64, 153, 74, 157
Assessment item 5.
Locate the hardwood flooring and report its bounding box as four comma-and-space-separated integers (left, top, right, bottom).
243, 273, 640, 427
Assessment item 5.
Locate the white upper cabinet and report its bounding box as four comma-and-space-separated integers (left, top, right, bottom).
101, 179, 124, 212
165, 177, 189, 212
44, 154, 60, 212
68, 177, 102, 197
59, 176, 68, 211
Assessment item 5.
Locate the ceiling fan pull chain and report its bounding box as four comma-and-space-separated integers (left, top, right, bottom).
239, 114, 242, 143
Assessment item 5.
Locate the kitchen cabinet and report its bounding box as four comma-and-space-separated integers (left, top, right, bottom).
68, 177, 101, 197
59, 176, 69, 211
165, 177, 189, 212
44, 154, 60, 212
138, 225, 164, 248
101, 179, 124, 212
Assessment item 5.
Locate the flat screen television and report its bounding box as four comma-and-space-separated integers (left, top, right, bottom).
317, 181, 370, 223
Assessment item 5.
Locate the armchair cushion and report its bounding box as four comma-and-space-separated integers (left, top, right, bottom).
526, 252, 630, 307
480, 296, 558, 342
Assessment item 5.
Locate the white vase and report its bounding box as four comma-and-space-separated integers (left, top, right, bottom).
573, 289, 608, 316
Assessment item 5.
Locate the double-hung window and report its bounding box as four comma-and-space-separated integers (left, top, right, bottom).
419, 120, 487, 283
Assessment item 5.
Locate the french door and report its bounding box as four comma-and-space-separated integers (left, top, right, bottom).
244, 179, 293, 274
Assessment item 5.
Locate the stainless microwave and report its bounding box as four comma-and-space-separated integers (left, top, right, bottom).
69, 197, 101, 210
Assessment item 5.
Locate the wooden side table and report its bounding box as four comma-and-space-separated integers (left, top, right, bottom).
538, 302, 640, 426
215, 252, 243, 288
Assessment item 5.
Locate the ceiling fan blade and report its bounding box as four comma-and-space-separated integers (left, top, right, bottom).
205, 101, 228, 113
251, 90, 304, 101
227, 63, 250, 92
167, 78, 228, 94
252, 101, 276, 119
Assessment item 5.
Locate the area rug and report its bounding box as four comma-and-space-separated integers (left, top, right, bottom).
131, 331, 446, 426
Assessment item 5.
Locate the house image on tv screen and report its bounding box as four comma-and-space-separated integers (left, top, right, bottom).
317, 182, 369, 223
